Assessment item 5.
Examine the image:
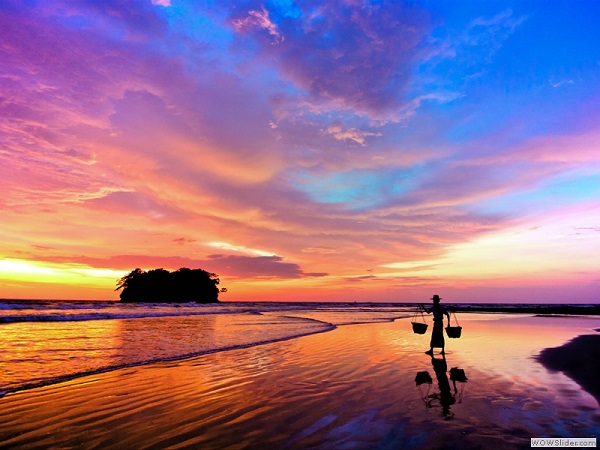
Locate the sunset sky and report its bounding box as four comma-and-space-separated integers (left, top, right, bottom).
1, 0, 599, 303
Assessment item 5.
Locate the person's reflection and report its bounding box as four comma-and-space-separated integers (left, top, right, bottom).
431, 353, 455, 418
415, 354, 468, 419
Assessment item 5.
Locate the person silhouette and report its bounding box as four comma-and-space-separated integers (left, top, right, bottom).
420, 294, 450, 355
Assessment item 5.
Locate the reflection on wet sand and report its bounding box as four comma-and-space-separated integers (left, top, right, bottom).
1, 314, 599, 449
0, 320, 121, 391
415, 353, 468, 419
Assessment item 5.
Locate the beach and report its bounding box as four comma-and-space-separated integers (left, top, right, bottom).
1, 306, 599, 449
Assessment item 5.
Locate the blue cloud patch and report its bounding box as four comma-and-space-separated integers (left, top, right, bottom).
290, 167, 420, 210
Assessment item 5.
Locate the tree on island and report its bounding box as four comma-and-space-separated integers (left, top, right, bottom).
116, 267, 226, 303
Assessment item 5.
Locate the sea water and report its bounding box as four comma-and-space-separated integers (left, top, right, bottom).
0, 300, 413, 394
1, 300, 598, 396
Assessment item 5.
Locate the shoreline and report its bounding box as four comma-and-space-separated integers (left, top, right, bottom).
2, 298, 599, 315
537, 334, 600, 406
450, 304, 600, 315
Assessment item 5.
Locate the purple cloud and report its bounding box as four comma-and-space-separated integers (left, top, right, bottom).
228, 1, 432, 119
208, 254, 328, 279
62, 0, 168, 38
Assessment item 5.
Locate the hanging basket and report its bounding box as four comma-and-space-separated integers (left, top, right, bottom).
445, 312, 462, 338
411, 310, 428, 334
449, 367, 468, 383
412, 322, 428, 334
415, 371, 433, 386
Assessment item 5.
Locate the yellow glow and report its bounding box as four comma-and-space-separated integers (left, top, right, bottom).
380, 261, 439, 270
206, 241, 276, 257
380, 209, 600, 282
68, 267, 126, 279
0, 259, 59, 275
0, 258, 123, 286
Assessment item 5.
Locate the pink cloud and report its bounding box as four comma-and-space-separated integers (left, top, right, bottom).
88, 191, 188, 221
234, 6, 283, 44
25, 253, 327, 280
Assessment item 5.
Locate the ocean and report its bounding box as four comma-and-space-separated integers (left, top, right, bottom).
0, 300, 597, 396
0, 300, 411, 395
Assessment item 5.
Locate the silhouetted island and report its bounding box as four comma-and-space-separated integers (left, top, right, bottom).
116, 268, 226, 303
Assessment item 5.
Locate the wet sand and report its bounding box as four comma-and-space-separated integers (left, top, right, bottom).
1, 313, 599, 449
537, 334, 600, 406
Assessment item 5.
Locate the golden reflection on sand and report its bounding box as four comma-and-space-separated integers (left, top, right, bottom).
0, 320, 121, 390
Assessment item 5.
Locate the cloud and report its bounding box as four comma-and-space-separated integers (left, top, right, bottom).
107, 84, 284, 187
0, 2, 163, 210
233, 6, 284, 43
551, 79, 574, 88
301, 247, 342, 255
206, 242, 275, 257
228, 1, 432, 120
325, 125, 382, 145
30, 253, 328, 281
457, 132, 600, 178
207, 254, 327, 279
344, 274, 377, 283
173, 237, 196, 245
409, 8, 527, 102
70, 0, 168, 38
88, 191, 187, 221
3, 1, 600, 303
466, 9, 526, 56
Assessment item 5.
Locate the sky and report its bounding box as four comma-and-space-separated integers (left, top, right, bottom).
1, 0, 599, 303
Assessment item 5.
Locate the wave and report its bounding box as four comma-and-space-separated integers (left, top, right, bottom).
0, 320, 337, 397
0, 301, 415, 325
1, 300, 598, 325
0, 310, 236, 324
